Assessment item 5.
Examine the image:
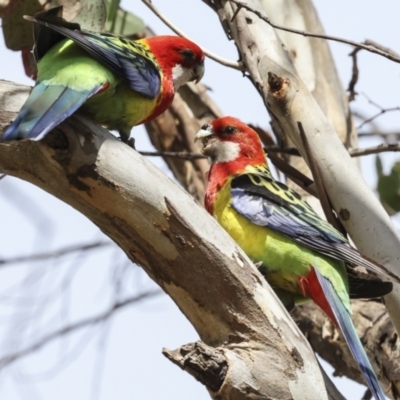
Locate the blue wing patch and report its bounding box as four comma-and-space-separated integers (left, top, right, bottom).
231, 171, 400, 283
231, 187, 341, 244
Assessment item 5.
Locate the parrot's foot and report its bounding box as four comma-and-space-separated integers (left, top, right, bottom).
118, 129, 135, 149
119, 135, 136, 149
126, 138, 136, 149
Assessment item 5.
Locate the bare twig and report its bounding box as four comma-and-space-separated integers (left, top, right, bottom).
230, 4, 243, 22
0, 241, 113, 266
142, 0, 245, 71
140, 145, 300, 160
230, 0, 400, 64
357, 98, 400, 129
139, 150, 206, 160
347, 49, 360, 102
358, 131, 400, 140
0, 290, 162, 369
350, 143, 400, 157
364, 39, 400, 59
140, 142, 400, 162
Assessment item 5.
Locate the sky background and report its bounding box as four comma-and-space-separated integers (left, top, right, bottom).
1, 1, 400, 399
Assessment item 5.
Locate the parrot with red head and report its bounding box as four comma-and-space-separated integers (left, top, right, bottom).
2, 7, 205, 144
196, 116, 396, 400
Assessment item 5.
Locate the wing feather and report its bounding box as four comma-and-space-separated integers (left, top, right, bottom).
231, 167, 400, 283
28, 15, 161, 98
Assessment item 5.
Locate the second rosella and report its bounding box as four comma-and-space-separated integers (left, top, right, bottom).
196, 116, 397, 400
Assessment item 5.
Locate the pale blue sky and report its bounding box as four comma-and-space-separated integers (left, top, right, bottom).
0, 1, 399, 399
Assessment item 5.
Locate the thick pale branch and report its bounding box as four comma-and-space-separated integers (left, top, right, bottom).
0, 80, 339, 400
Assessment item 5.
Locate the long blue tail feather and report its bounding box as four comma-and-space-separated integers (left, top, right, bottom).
314, 269, 386, 400
2, 82, 100, 141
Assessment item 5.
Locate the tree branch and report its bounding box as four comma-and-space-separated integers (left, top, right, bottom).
350, 143, 400, 157
0, 79, 340, 399
140, 142, 400, 161
229, 0, 400, 64
357, 104, 400, 130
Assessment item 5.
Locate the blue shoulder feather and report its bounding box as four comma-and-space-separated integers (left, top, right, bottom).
230, 170, 400, 283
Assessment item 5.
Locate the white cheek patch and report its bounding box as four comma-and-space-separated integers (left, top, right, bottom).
172, 65, 193, 89
210, 141, 241, 163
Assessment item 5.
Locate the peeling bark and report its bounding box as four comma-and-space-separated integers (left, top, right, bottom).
163, 342, 228, 392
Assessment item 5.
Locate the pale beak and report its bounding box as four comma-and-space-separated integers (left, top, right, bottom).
193, 61, 205, 84
194, 125, 212, 142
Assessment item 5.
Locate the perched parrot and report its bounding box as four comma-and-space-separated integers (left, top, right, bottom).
2, 6, 205, 144
195, 116, 397, 400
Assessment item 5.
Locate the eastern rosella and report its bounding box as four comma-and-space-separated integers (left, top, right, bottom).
2, 6, 205, 143
196, 116, 396, 400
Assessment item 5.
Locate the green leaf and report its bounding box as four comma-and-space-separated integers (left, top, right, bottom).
104, 0, 145, 36
376, 157, 400, 215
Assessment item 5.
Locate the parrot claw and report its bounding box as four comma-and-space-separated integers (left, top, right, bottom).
118, 130, 136, 150
126, 138, 136, 150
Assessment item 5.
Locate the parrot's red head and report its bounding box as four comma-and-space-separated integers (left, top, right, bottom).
195, 117, 267, 212
144, 35, 205, 89
195, 117, 266, 168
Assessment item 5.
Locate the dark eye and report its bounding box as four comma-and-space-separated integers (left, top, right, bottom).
223, 126, 237, 135
181, 49, 195, 60
201, 123, 210, 130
